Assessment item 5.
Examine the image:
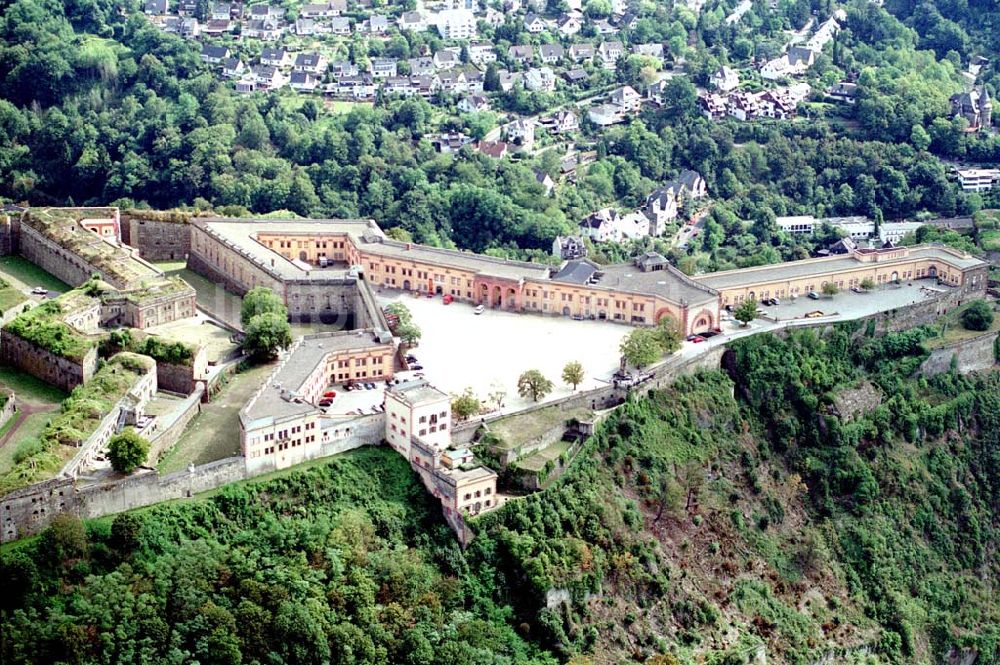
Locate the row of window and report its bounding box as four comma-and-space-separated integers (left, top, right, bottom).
462, 487, 492, 501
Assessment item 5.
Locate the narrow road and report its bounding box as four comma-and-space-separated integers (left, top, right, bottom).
0, 399, 59, 449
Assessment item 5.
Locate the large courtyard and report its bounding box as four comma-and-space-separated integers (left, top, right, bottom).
378, 291, 631, 413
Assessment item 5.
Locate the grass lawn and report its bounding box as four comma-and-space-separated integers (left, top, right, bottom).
514, 439, 573, 472
980, 230, 1000, 252
489, 405, 591, 451
157, 362, 275, 473
0, 366, 67, 404
0, 286, 26, 314
0, 413, 55, 478
0, 256, 70, 293
325, 100, 373, 114
154, 262, 244, 327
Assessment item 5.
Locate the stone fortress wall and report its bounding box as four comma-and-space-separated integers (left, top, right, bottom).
121, 211, 192, 261
0, 330, 99, 392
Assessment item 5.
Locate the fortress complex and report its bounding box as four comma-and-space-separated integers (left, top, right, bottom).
191, 217, 988, 337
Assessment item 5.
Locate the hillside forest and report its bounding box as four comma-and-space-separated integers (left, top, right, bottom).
2, 325, 997, 664
1, 0, 1000, 272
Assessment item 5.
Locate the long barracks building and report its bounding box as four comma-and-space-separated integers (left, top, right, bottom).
189, 217, 988, 336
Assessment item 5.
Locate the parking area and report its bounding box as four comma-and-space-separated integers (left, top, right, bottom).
378, 291, 630, 413
752, 281, 939, 322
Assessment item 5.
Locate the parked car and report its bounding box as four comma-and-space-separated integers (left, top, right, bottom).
443, 294, 454, 304
406, 354, 418, 363
760, 298, 773, 306
410, 363, 424, 371
364, 382, 376, 390
851, 286, 864, 293
474, 304, 485, 314
323, 391, 337, 398
701, 331, 719, 339
808, 291, 821, 300
690, 335, 706, 343
318, 399, 334, 407
31, 286, 47, 295
805, 310, 824, 318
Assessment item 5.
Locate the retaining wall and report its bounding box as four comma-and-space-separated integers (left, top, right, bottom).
921, 331, 999, 376
148, 387, 204, 464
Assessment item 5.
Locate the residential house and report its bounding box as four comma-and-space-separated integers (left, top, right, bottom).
539, 44, 564, 64
587, 103, 624, 126
610, 85, 642, 113
198, 18, 228, 34
524, 13, 547, 33
955, 168, 1000, 191
250, 4, 283, 19
644, 170, 707, 233
759, 89, 796, 119
503, 0, 522, 11
619, 11, 639, 29
336, 74, 377, 99
550, 109, 579, 133
294, 53, 328, 75
633, 43, 665, 60
598, 41, 625, 68
568, 43, 595, 62
289, 71, 319, 92
711, 66, 739, 92
300, 1, 344, 18
436, 9, 477, 39
398, 11, 428, 31
646, 78, 670, 103
211, 2, 236, 20
250, 65, 287, 90
260, 47, 292, 68
432, 132, 474, 153
483, 7, 505, 26
294, 18, 317, 35
827, 81, 858, 104
463, 67, 485, 93
408, 57, 436, 76
363, 14, 389, 33
502, 118, 535, 149
476, 140, 510, 158
761, 46, 815, 80
557, 14, 582, 36
950, 87, 992, 129
457, 94, 490, 113
177, 0, 197, 15
497, 69, 521, 92
593, 19, 617, 35
468, 42, 497, 65
727, 91, 760, 120
144, 0, 168, 14
329, 60, 359, 78
563, 68, 588, 85
329, 17, 352, 34
535, 169, 556, 196
525, 67, 557, 92
697, 92, 727, 119
235, 77, 258, 94
244, 19, 283, 40
371, 58, 398, 78
579, 209, 650, 243
434, 50, 459, 70
804, 15, 840, 51
509, 45, 535, 65
553, 235, 587, 260
200, 44, 231, 64
221, 58, 246, 78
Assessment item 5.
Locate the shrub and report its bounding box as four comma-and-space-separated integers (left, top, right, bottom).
961, 300, 994, 331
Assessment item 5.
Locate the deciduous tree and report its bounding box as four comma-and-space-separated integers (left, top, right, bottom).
107, 428, 150, 474
517, 369, 553, 402
561, 361, 585, 391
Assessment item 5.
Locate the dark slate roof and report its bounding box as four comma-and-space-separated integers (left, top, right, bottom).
551, 259, 601, 284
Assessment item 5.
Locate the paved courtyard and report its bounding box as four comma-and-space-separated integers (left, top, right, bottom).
378, 291, 630, 413
754, 281, 939, 322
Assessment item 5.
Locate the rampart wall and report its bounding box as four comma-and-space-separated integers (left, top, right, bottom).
0, 330, 99, 392
121, 214, 191, 261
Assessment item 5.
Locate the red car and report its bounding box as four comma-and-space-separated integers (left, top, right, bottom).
323, 391, 336, 398
690, 335, 706, 343
443, 294, 454, 304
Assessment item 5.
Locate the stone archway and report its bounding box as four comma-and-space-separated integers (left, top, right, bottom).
492, 285, 502, 308
506, 287, 517, 310
928, 265, 937, 278
299, 250, 308, 262
403, 279, 411, 291
562, 306, 571, 316
690, 308, 714, 333
890, 271, 898, 282
479, 283, 489, 304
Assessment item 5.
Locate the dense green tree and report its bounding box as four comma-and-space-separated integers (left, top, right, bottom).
107, 428, 150, 474
962, 300, 994, 331
517, 369, 554, 401
620, 328, 663, 368
243, 311, 292, 359
733, 299, 758, 326
561, 360, 585, 391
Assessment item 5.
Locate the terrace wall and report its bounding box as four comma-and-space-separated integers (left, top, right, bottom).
921, 331, 999, 376
18, 223, 97, 288
0, 330, 99, 392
